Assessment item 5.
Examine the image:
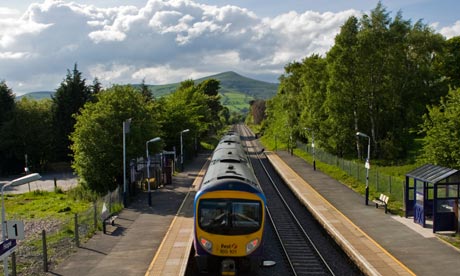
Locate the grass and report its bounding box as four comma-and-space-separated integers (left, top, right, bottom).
256, 127, 460, 248
0, 188, 100, 274
4, 189, 93, 220
221, 91, 253, 113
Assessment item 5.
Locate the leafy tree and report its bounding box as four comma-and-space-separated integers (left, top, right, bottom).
0, 81, 16, 174
52, 64, 92, 161
420, 88, 460, 168
219, 106, 231, 125
249, 99, 266, 125
0, 98, 53, 173
91, 77, 103, 97
70, 85, 161, 194
0, 81, 15, 124
159, 81, 212, 153
263, 2, 448, 163
297, 55, 328, 151
197, 79, 222, 132
139, 78, 154, 102
439, 36, 460, 89
325, 16, 362, 157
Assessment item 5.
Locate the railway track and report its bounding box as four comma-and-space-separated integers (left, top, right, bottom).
237, 124, 360, 276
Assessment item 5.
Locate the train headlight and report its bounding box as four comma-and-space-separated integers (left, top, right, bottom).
246, 238, 259, 254
200, 237, 213, 252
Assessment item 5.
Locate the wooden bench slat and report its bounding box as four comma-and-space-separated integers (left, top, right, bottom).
373, 193, 389, 214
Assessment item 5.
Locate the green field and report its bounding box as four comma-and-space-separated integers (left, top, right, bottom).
221, 91, 254, 113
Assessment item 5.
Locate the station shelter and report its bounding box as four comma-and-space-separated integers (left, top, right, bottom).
405, 164, 460, 233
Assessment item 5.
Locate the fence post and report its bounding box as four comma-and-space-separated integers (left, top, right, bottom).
357, 163, 360, 181
12, 252, 16, 276
389, 176, 392, 193
42, 230, 48, 272
94, 201, 97, 230
376, 171, 379, 191
74, 214, 80, 248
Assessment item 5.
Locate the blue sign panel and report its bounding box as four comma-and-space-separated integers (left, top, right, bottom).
0, 239, 17, 257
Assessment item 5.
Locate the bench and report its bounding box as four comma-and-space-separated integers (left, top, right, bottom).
372, 194, 389, 213
101, 203, 118, 234
102, 213, 118, 234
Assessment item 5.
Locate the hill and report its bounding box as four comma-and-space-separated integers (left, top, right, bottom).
147, 71, 278, 113
17, 91, 54, 100
18, 71, 279, 113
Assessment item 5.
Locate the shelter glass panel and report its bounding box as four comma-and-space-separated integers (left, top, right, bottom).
436, 199, 455, 212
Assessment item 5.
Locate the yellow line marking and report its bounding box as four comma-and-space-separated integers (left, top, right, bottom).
145, 159, 209, 276
267, 152, 415, 276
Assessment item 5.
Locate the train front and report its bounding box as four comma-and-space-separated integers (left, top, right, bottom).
194, 180, 266, 274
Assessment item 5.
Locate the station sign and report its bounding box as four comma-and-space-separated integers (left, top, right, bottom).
0, 239, 17, 259
7, 220, 25, 240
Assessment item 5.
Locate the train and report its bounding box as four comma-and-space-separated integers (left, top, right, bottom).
193, 130, 267, 275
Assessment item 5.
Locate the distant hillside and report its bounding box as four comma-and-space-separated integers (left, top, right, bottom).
146, 71, 278, 113
19, 71, 279, 113
17, 91, 54, 100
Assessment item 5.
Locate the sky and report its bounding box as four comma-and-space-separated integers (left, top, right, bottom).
1, 0, 460, 95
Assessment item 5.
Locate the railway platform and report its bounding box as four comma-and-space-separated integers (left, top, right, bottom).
269, 150, 460, 276
50, 152, 209, 276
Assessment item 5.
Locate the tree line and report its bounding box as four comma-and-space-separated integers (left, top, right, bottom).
260, 2, 460, 168
0, 64, 231, 194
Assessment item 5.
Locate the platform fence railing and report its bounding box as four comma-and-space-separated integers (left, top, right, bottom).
295, 141, 404, 201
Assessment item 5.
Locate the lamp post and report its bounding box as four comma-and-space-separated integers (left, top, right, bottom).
122, 118, 132, 207
356, 132, 371, 205
305, 128, 316, 171
146, 137, 161, 206
180, 129, 189, 172
2, 173, 41, 276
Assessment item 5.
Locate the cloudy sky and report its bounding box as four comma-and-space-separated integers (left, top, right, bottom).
1, 0, 460, 95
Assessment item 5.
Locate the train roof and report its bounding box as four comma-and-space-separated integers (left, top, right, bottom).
202, 143, 257, 187
219, 132, 241, 144
201, 160, 258, 188
212, 143, 247, 162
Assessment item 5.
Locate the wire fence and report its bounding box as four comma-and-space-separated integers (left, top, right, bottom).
296, 141, 405, 201
1, 187, 121, 276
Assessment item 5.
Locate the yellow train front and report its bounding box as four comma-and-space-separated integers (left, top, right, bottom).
193, 132, 266, 275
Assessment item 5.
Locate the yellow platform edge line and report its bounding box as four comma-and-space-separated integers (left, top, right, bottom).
265, 151, 415, 276
145, 161, 209, 276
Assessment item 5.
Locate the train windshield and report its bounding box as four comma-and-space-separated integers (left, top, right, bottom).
198, 199, 262, 235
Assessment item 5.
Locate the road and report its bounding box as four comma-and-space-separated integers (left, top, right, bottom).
0, 172, 78, 194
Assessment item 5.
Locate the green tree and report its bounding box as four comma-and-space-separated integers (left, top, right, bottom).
325, 16, 362, 157
159, 81, 212, 154
139, 78, 154, 102
297, 55, 328, 151
70, 85, 161, 194
439, 36, 460, 89
91, 77, 103, 97
0, 81, 16, 174
0, 81, 15, 124
420, 88, 460, 168
249, 99, 266, 125
197, 79, 222, 132
0, 98, 53, 173
52, 64, 92, 161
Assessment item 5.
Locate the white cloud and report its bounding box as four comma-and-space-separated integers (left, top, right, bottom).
438, 20, 460, 38
0, 0, 363, 94
0, 7, 21, 18
0, 51, 32, 59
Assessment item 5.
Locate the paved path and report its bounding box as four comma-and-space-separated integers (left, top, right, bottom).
275, 150, 460, 276
48, 153, 209, 276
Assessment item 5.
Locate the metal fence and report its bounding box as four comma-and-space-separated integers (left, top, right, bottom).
2, 188, 121, 276
296, 141, 405, 201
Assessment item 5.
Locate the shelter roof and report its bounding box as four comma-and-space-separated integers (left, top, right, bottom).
406, 164, 458, 184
